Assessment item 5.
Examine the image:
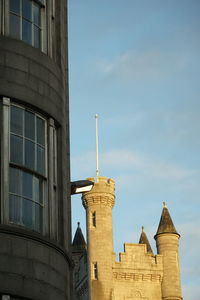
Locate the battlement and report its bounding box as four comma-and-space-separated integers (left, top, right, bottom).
82, 176, 115, 208
85, 176, 115, 195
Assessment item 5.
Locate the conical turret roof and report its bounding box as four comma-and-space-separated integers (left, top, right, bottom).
155, 202, 179, 236
72, 222, 86, 252
139, 226, 153, 254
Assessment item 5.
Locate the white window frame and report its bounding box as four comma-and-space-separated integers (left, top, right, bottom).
48, 117, 58, 240
1, 97, 59, 238
9, 103, 48, 233
10, 103, 47, 177
5, 0, 46, 52
1, 0, 58, 57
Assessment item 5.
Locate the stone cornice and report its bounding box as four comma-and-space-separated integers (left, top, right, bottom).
0, 224, 73, 267
82, 194, 115, 208
113, 272, 162, 282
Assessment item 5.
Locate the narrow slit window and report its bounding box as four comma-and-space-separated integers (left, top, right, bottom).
92, 211, 96, 227
93, 262, 98, 280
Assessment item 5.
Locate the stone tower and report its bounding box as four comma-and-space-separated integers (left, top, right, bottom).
82, 176, 115, 300
73, 182, 183, 300
154, 203, 182, 300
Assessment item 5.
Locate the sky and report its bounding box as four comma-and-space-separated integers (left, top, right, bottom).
68, 1, 200, 299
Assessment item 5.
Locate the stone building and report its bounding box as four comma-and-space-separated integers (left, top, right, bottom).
72, 176, 182, 300
0, 1, 72, 299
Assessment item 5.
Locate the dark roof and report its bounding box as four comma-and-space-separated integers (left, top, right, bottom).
139, 226, 153, 254
155, 202, 179, 236
72, 222, 86, 251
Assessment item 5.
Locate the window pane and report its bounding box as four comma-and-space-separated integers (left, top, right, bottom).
9, 167, 22, 195
22, 198, 33, 228
34, 26, 41, 49
22, 19, 32, 45
9, 194, 21, 223
22, 171, 33, 199
35, 177, 43, 204
33, 4, 40, 26
22, 0, 32, 20
25, 110, 35, 140
36, 117, 45, 146
10, 14, 21, 40
35, 203, 43, 232
10, 135, 23, 165
37, 145, 45, 175
10, 0, 20, 14
11, 106, 23, 135
25, 139, 35, 170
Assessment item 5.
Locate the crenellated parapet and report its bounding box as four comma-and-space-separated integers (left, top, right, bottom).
82, 176, 115, 209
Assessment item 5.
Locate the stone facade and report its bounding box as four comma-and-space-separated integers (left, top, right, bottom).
0, 1, 72, 299
72, 176, 182, 300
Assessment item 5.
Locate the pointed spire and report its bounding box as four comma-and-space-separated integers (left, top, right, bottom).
72, 222, 87, 251
139, 226, 153, 254
155, 202, 179, 236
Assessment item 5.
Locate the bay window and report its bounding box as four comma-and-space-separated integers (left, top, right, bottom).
9, 104, 47, 232
9, 0, 44, 49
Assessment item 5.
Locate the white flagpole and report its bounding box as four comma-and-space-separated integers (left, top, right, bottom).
95, 114, 99, 182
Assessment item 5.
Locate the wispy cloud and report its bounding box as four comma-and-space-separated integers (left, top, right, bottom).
71, 148, 195, 182
101, 149, 194, 180
97, 49, 189, 84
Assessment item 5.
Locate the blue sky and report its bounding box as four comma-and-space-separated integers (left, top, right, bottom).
68, 1, 200, 299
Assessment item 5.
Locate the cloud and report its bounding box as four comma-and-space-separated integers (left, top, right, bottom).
97, 49, 189, 84
71, 148, 196, 182
101, 149, 195, 180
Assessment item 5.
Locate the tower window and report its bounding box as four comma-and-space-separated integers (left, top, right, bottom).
93, 262, 98, 280
9, 104, 46, 232
9, 0, 43, 49
92, 211, 96, 227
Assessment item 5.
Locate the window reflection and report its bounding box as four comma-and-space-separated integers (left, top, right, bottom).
9, 0, 42, 49
9, 105, 46, 233
11, 105, 23, 135
22, 198, 33, 228
9, 167, 44, 231
22, 171, 33, 199
9, 195, 21, 223
10, 14, 21, 39
25, 139, 35, 170
10, 0, 20, 14
10, 135, 23, 165
22, 19, 32, 45
25, 111, 35, 140
10, 105, 46, 176
22, 0, 32, 20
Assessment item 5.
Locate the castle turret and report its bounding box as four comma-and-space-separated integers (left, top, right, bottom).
154, 202, 182, 300
139, 226, 153, 254
82, 176, 115, 300
72, 222, 87, 267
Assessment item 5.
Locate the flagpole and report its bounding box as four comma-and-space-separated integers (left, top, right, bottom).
95, 114, 99, 182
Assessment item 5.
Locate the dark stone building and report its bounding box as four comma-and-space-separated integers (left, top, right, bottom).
0, 1, 72, 299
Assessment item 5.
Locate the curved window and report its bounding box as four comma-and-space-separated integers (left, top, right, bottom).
9, 0, 43, 49
9, 104, 46, 232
